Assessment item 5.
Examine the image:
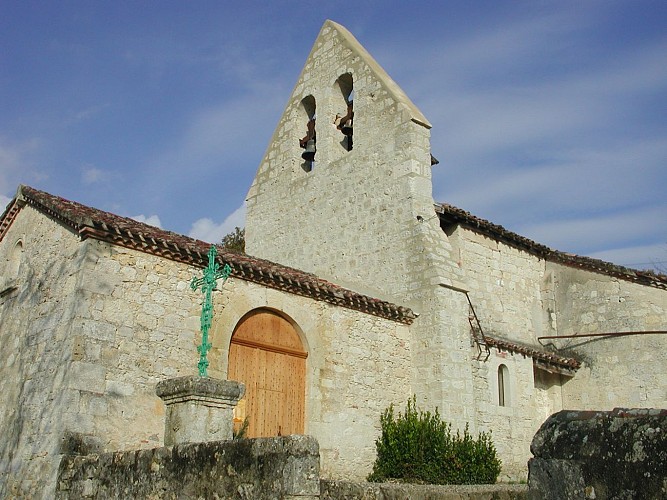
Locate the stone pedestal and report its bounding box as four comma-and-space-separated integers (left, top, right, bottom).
156, 376, 245, 446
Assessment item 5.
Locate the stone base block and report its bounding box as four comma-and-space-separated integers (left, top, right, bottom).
155, 376, 244, 446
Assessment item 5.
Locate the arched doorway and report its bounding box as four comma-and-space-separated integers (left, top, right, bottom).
228, 309, 307, 437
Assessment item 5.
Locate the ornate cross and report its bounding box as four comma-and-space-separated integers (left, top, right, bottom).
190, 245, 232, 377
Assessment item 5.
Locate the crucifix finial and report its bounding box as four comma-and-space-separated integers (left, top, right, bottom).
190, 245, 232, 377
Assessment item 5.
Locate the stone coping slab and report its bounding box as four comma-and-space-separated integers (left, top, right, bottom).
155, 375, 245, 403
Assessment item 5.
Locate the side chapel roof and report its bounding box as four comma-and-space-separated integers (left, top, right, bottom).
436, 203, 667, 290
0, 185, 416, 325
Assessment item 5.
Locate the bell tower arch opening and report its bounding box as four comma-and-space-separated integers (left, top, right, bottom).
298, 95, 317, 170
334, 73, 354, 152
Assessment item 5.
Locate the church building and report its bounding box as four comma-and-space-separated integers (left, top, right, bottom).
1, 20, 665, 498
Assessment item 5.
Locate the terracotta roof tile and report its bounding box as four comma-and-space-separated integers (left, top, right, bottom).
1, 185, 415, 325
436, 203, 667, 290
485, 335, 580, 374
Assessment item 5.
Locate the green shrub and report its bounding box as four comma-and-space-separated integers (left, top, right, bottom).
367, 396, 501, 485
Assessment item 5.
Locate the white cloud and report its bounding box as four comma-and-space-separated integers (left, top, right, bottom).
0, 194, 12, 211
439, 137, 667, 219
82, 165, 110, 185
188, 203, 246, 244
130, 214, 162, 228
588, 243, 667, 272
67, 103, 110, 125
0, 137, 39, 194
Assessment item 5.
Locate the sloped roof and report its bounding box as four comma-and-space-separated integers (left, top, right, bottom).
485, 335, 580, 375
0, 185, 415, 325
436, 203, 667, 290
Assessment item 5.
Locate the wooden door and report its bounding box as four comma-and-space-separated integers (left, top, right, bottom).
228, 309, 306, 437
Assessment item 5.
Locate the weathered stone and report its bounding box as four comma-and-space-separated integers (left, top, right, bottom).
156, 375, 245, 445
60, 431, 104, 456
56, 435, 320, 499
528, 408, 667, 499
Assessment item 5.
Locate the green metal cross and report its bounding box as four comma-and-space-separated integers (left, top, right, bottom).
190, 245, 232, 377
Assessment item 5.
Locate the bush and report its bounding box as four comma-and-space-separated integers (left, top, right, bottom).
367, 396, 501, 485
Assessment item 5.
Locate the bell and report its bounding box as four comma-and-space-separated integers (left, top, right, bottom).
341, 119, 353, 136
301, 139, 316, 161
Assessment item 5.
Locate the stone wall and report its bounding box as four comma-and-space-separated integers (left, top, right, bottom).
56, 434, 530, 500
528, 408, 667, 499
449, 225, 564, 480
210, 280, 412, 480
0, 205, 85, 498
0, 206, 205, 498
449, 221, 667, 480
64, 239, 201, 456
322, 480, 527, 500
56, 435, 320, 499
447, 227, 548, 344
0, 202, 414, 495
546, 264, 667, 411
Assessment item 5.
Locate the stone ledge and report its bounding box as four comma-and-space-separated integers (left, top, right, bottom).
155, 375, 244, 403
56, 435, 320, 499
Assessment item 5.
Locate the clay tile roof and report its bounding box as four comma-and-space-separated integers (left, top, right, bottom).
435, 203, 667, 290
484, 335, 581, 374
2, 185, 415, 325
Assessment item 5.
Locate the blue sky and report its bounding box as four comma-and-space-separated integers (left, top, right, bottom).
2, 1, 666, 271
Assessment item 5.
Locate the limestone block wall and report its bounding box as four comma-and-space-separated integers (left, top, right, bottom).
210, 280, 413, 480
62, 238, 414, 481
0, 206, 87, 499
546, 264, 667, 411
448, 226, 549, 344
63, 240, 202, 454
447, 221, 667, 478
445, 225, 565, 479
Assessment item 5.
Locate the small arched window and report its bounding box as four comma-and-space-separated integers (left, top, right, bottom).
334, 73, 354, 151
8, 240, 23, 278
298, 95, 316, 169
498, 364, 510, 406
2, 239, 23, 293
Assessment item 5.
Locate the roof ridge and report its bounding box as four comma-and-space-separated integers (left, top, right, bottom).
435, 202, 667, 290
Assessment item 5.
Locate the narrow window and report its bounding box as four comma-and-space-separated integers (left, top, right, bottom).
2, 239, 23, 293
334, 74, 354, 151
299, 95, 316, 170
498, 364, 509, 406
8, 240, 23, 278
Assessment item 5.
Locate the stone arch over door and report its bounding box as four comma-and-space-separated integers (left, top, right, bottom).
228, 308, 307, 437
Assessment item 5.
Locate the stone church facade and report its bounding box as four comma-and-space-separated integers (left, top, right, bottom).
1, 20, 665, 498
